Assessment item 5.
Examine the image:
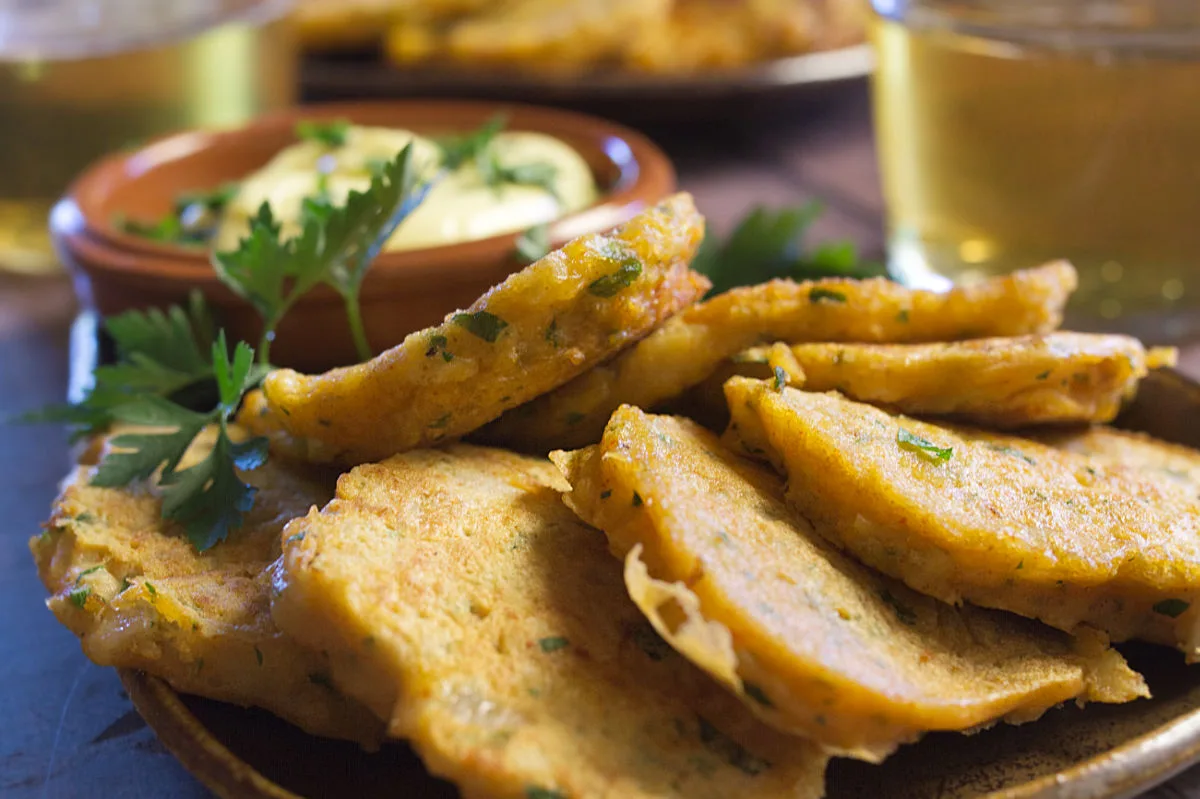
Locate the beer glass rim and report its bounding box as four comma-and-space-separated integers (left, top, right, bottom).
0, 0, 294, 62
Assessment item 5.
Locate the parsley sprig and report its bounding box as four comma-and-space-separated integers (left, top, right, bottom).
692, 204, 885, 297
515, 223, 551, 263
24, 135, 432, 551
437, 115, 559, 198
437, 114, 507, 169
214, 142, 428, 363
116, 182, 240, 247
295, 119, 351, 149
92, 333, 268, 550
18, 294, 230, 440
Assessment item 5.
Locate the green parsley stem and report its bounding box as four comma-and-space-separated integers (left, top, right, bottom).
343, 293, 372, 362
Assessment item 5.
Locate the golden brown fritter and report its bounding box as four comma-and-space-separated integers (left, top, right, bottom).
624, 0, 865, 73
272, 445, 828, 799
441, 0, 672, 69
1036, 425, 1200, 496
551, 408, 1145, 760
29, 427, 381, 746
256, 194, 708, 465
479, 261, 1078, 452
723, 378, 1200, 658
737, 332, 1162, 428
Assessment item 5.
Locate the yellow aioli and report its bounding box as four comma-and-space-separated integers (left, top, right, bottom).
214, 125, 598, 253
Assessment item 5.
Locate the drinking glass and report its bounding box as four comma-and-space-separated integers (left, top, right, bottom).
870, 0, 1200, 341
0, 0, 297, 275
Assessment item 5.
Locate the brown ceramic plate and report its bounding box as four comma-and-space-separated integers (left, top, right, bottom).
55, 100, 675, 371
111, 368, 1200, 799
300, 46, 873, 104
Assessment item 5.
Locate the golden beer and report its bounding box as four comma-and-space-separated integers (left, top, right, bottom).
0, 0, 296, 274
872, 4, 1200, 340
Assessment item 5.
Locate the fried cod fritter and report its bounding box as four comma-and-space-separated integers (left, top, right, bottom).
1036, 426, 1200, 494
257, 193, 708, 465
439, 0, 672, 70
550, 408, 1146, 760
723, 378, 1200, 658
271, 446, 828, 799
30, 427, 382, 746
479, 261, 1079, 452
738, 332, 1164, 428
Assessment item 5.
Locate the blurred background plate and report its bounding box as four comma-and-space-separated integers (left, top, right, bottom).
300, 45, 873, 122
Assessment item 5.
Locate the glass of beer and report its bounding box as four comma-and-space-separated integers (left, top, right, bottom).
0, 0, 296, 275
870, 0, 1200, 342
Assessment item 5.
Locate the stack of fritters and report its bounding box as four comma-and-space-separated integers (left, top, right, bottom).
295, 0, 866, 75
35, 194, 1200, 798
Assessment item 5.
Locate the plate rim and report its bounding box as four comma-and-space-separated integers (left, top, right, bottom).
301, 44, 874, 98
120, 663, 1200, 799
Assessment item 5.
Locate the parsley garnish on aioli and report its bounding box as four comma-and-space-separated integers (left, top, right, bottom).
295, 119, 351, 148
515, 223, 551, 264
897, 429, 953, 463
772, 366, 787, 392
215, 143, 428, 363
437, 114, 506, 169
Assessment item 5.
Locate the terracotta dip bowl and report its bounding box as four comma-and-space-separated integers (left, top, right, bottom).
52, 100, 676, 371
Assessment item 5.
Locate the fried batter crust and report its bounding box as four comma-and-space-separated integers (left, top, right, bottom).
258, 193, 708, 465
552, 408, 1145, 758
30, 427, 382, 745
724, 379, 1200, 659
481, 261, 1078, 452
272, 445, 827, 799
750, 332, 1158, 428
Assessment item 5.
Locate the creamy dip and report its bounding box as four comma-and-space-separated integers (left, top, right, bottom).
215, 125, 598, 252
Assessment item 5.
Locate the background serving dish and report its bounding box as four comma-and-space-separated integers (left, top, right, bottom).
300, 47, 874, 123
52, 100, 674, 371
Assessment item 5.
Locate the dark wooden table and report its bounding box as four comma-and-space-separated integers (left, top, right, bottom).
4, 84, 1200, 798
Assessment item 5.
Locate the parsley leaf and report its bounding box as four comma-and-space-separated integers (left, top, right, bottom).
214, 143, 430, 362
437, 114, 507, 169
91, 398, 209, 486
809, 287, 847, 304
454, 311, 509, 343
16, 299, 218, 440
897, 429, 954, 463
479, 153, 559, 199
295, 119, 351, 148
515, 223, 551, 264
692, 205, 885, 297
1153, 599, 1190, 618
89, 333, 269, 551
588, 258, 642, 298
526, 788, 567, 799
117, 183, 239, 247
